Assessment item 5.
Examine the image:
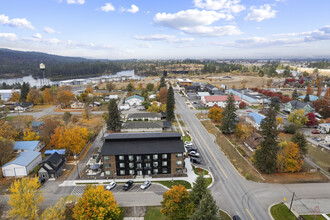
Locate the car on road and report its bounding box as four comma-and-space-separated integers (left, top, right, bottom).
232, 215, 241, 220
123, 180, 134, 191
140, 181, 151, 190
190, 157, 201, 164
188, 151, 200, 158
312, 130, 320, 134
105, 181, 117, 190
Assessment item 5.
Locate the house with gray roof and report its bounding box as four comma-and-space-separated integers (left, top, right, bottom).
2, 151, 42, 177
283, 100, 314, 114
126, 112, 161, 121
122, 121, 172, 133
38, 152, 66, 180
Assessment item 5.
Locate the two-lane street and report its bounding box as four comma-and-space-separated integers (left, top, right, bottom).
175, 92, 330, 219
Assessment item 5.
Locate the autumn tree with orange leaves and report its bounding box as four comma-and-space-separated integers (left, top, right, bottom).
159, 87, 168, 104
43, 88, 54, 103
161, 185, 194, 220
57, 89, 74, 108
208, 106, 224, 123
277, 141, 303, 172
306, 85, 314, 95
73, 185, 120, 220
50, 125, 88, 154
23, 128, 40, 141
8, 91, 20, 102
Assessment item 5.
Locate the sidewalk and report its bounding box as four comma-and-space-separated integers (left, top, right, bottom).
59, 158, 209, 187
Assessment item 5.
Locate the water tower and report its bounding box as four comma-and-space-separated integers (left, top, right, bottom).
40, 63, 46, 86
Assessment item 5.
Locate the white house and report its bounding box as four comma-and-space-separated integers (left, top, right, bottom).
2, 151, 42, 177
14, 102, 33, 112
119, 104, 130, 110
70, 101, 85, 109
0, 89, 21, 102
125, 95, 145, 106
14, 141, 44, 153
105, 95, 119, 102
201, 95, 241, 108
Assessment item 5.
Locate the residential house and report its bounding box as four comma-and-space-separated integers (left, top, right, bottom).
38, 152, 66, 180
283, 100, 315, 114
125, 95, 145, 106
244, 133, 265, 151
31, 121, 44, 131
184, 85, 201, 93
126, 112, 161, 121
0, 89, 21, 102
14, 102, 33, 112
2, 151, 42, 177
201, 95, 241, 108
122, 121, 173, 133
14, 141, 44, 153
44, 149, 66, 156
204, 84, 219, 94
70, 101, 85, 109
105, 95, 119, 102
245, 112, 266, 130
298, 95, 319, 102
101, 132, 185, 177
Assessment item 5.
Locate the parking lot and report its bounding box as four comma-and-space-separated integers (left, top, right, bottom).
186, 93, 204, 109
71, 182, 167, 196
184, 140, 208, 167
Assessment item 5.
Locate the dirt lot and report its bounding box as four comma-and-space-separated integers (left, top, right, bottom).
97, 76, 161, 91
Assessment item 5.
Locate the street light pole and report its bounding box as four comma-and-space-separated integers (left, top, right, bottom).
289, 192, 295, 211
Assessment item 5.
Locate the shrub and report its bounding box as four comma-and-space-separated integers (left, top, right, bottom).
284, 124, 298, 134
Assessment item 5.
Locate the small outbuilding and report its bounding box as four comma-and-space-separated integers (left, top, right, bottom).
14, 141, 44, 153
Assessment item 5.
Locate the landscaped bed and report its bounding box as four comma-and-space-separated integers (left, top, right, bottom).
154, 180, 192, 189
270, 203, 297, 220
144, 206, 167, 220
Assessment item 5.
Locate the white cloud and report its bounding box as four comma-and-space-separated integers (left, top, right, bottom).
101, 3, 115, 12
181, 25, 241, 37
0, 33, 18, 41
134, 34, 195, 43
194, 0, 245, 13
66, 0, 85, 5
245, 4, 276, 22
127, 4, 139, 13
0, 14, 35, 30
138, 42, 152, 48
33, 33, 42, 39
44, 27, 57, 34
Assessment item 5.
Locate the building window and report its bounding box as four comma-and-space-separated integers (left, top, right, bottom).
145, 155, 151, 160
153, 162, 158, 167
129, 163, 134, 168
176, 161, 182, 166
162, 154, 167, 159
119, 155, 124, 160
153, 154, 158, 160
176, 153, 182, 158
129, 170, 134, 175
104, 156, 110, 161
105, 171, 111, 175
136, 156, 142, 162
104, 164, 111, 168
162, 161, 167, 166
129, 155, 134, 161
153, 169, 158, 174
145, 163, 151, 168
176, 168, 182, 173
137, 171, 143, 176
120, 170, 125, 175
119, 163, 125, 168
162, 169, 168, 174
147, 170, 151, 175
137, 163, 142, 169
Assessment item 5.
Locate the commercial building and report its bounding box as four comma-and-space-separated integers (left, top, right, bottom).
125, 95, 145, 106
228, 89, 270, 106
126, 112, 161, 121
122, 121, 172, 133
201, 95, 241, 108
101, 132, 185, 178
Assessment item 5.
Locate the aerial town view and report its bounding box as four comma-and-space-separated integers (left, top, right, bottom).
0, 0, 330, 220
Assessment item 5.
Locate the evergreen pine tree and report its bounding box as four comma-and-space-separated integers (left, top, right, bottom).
158, 76, 166, 90
107, 99, 121, 131
20, 82, 30, 101
291, 131, 308, 155
190, 173, 207, 208
292, 89, 298, 100
304, 93, 310, 102
190, 191, 220, 220
220, 94, 237, 134
166, 86, 175, 121
253, 107, 279, 174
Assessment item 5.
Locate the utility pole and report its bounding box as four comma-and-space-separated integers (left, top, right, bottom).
289, 192, 295, 211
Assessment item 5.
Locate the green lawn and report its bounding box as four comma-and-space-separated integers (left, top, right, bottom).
219, 210, 232, 220
192, 165, 209, 176
154, 180, 192, 189
182, 132, 191, 142
118, 207, 125, 220
144, 206, 167, 220
307, 145, 330, 171
301, 215, 326, 220
270, 203, 297, 220
205, 178, 212, 187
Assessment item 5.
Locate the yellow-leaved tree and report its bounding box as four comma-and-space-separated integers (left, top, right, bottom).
8, 91, 20, 102
9, 177, 43, 220
73, 185, 121, 220
41, 195, 77, 220
0, 120, 19, 140
234, 122, 254, 140
43, 88, 54, 104
208, 106, 224, 123
277, 141, 303, 172
288, 109, 308, 127
50, 125, 89, 154
23, 128, 40, 141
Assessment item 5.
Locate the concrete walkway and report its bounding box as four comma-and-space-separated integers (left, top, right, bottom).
59, 158, 209, 187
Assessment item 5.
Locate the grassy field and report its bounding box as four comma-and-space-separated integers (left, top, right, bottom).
154, 180, 192, 189
144, 206, 167, 220
307, 145, 330, 172
270, 203, 297, 220
301, 215, 326, 220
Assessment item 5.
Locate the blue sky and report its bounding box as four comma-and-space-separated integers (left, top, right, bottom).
0, 0, 330, 59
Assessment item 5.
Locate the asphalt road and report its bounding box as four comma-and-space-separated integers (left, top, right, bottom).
174, 92, 330, 219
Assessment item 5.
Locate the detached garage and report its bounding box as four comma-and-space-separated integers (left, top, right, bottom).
2, 151, 42, 177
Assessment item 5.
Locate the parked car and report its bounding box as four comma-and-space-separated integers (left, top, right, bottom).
38, 177, 46, 187
232, 215, 241, 220
190, 157, 201, 164
140, 181, 151, 190
188, 151, 200, 158
312, 130, 320, 134
184, 142, 193, 147
123, 180, 134, 191
186, 146, 198, 152
105, 181, 117, 190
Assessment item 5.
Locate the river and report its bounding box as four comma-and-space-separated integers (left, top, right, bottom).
0, 70, 143, 87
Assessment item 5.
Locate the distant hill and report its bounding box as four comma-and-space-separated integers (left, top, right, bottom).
0, 48, 122, 80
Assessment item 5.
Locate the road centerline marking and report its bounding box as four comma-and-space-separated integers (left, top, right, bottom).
246, 208, 255, 220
